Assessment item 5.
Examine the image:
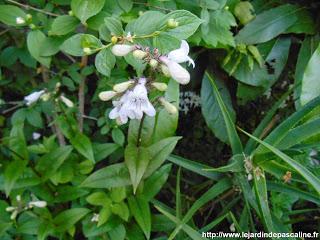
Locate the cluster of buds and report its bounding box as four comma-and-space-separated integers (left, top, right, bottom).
16, 14, 33, 27
111, 39, 194, 85
99, 77, 177, 125
6, 195, 47, 220
23, 83, 74, 108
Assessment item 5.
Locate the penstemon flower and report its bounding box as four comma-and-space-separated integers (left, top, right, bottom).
159, 40, 194, 85
24, 90, 45, 106
28, 200, 47, 208
60, 95, 74, 108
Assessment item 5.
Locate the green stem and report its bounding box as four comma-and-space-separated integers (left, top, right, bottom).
136, 114, 146, 147
5, 0, 60, 17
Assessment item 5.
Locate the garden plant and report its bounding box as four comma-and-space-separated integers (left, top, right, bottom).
0, 0, 319, 239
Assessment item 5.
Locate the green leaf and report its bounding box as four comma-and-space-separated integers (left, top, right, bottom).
253, 170, 275, 233
81, 163, 131, 188
242, 129, 320, 195
95, 48, 116, 76
54, 186, 89, 203
71, 0, 106, 24
235, 4, 300, 44
294, 36, 319, 109
201, 72, 236, 144
9, 122, 28, 161
61, 33, 102, 56
4, 160, 26, 196
70, 132, 95, 163
35, 146, 73, 180
108, 224, 126, 240
27, 30, 51, 67
204, 72, 243, 154
128, 196, 151, 240
0, 4, 27, 26
40, 37, 65, 57
224, 38, 291, 88
110, 187, 126, 203
300, 43, 320, 106
117, 0, 133, 12
167, 154, 222, 180
53, 208, 90, 232
141, 164, 172, 200
285, 9, 316, 35
160, 10, 203, 40
112, 128, 125, 146
111, 202, 129, 221
26, 109, 43, 128
93, 143, 119, 162
125, 144, 150, 193
98, 206, 112, 227
86, 192, 111, 206
50, 15, 79, 36
131, 11, 165, 36
201, 8, 236, 47
104, 16, 124, 36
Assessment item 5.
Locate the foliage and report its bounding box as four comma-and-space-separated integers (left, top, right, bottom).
0, 0, 319, 239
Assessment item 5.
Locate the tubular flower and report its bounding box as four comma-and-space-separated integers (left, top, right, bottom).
111, 44, 135, 56
60, 95, 74, 108
24, 90, 45, 106
151, 82, 167, 91
159, 56, 190, 85
28, 201, 47, 208
159, 97, 178, 115
109, 91, 131, 124
168, 40, 195, 68
16, 17, 25, 25
113, 80, 134, 93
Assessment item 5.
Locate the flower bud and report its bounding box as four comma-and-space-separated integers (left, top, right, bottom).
26, 14, 32, 21
40, 93, 51, 101
111, 44, 135, 56
32, 132, 41, 140
161, 64, 171, 77
160, 57, 190, 85
152, 82, 167, 91
113, 80, 134, 93
99, 91, 117, 101
6, 207, 16, 212
60, 95, 74, 108
29, 201, 47, 208
16, 17, 25, 25
139, 11, 144, 16
68, 10, 74, 16
16, 195, 21, 201
10, 210, 18, 220
111, 36, 118, 44
159, 97, 177, 115
83, 47, 92, 55
29, 24, 36, 30
167, 18, 179, 28
24, 90, 45, 106
149, 59, 158, 68
133, 50, 147, 60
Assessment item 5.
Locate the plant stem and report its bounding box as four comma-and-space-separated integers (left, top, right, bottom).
78, 56, 88, 132
5, 0, 60, 17
132, 1, 172, 12
136, 114, 146, 147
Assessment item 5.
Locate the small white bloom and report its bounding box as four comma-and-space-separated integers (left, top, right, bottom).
6, 206, 16, 212
28, 201, 47, 208
151, 82, 167, 91
91, 213, 99, 222
160, 56, 190, 85
159, 97, 177, 115
122, 78, 156, 119
111, 44, 135, 56
133, 49, 147, 59
24, 90, 45, 106
16, 195, 21, 202
113, 80, 134, 93
16, 17, 25, 25
99, 91, 117, 101
83, 47, 92, 55
32, 132, 41, 140
60, 95, 74, 108
109, 91, 131, 124
230, 223, 236, 232
168, 40, 195, 68
161, 64, 171, 77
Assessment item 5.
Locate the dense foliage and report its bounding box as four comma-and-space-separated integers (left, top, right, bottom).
0, 0, 319, 239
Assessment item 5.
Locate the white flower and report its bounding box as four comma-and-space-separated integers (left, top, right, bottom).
159, 97, 177, 115
16, 195, 21, 202
24, 90, 45, 106
159, 56, 190, 85
16, 17, 25, 25
6, 206, 16, 212
133, 49, 147, 59
109, 91, 131, 124
111, 44, 135, 56
168, 40, 195, 68
32, 132, 41, 140
99, 91, 117, 101
60, 95, 74, 108
113, 80, 134, 93
28, 201, 47, 208
10, 210, 18, 220
122, 78, 156, 119
91, 213, 99, 222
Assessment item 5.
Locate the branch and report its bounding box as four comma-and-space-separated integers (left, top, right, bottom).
78, 56, 88, 132
6, 0, 60, 17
